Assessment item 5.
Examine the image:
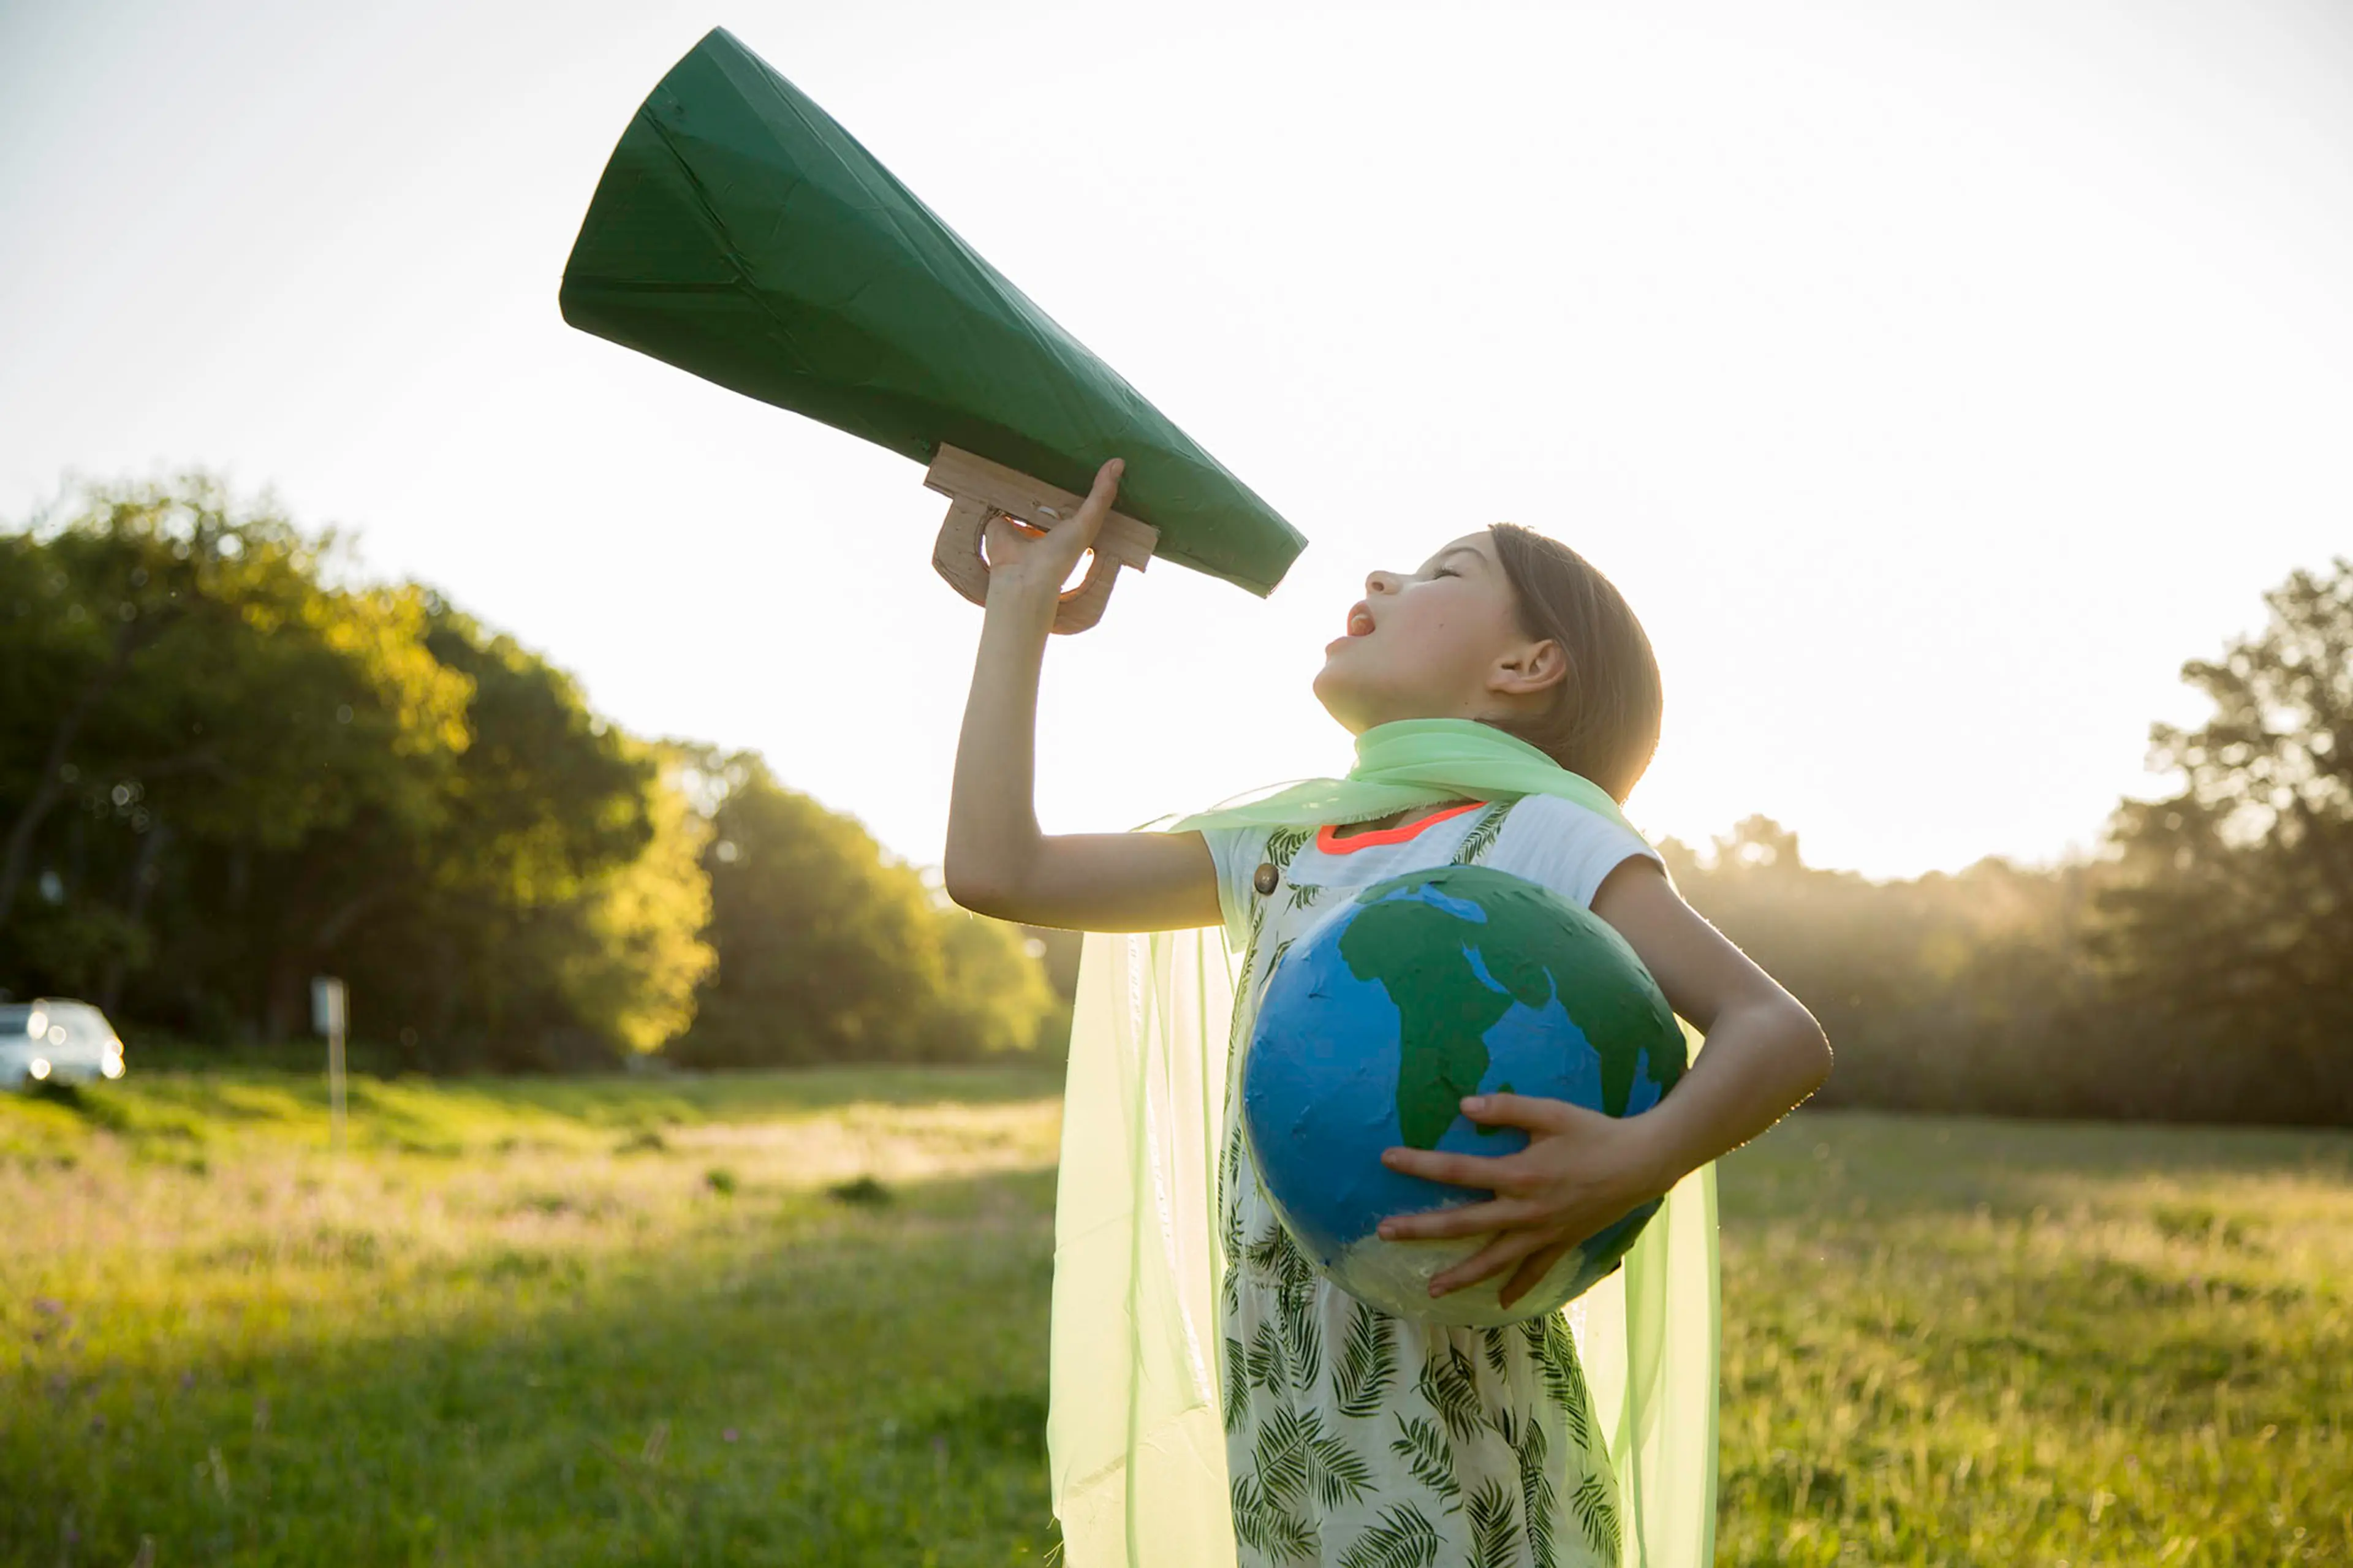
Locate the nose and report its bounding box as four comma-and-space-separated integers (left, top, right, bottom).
1365, 569, 1399, 597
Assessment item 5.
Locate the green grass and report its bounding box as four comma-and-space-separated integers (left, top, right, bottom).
2, 1072, 2346, 1566
1715, 1116, 2352, 1566
2, 1067, 1066, 1567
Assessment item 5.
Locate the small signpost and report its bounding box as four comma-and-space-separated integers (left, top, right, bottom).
311, 977, 347, 1153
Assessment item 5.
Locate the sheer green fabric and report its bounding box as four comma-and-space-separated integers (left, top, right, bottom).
1048, 718, 1719, 1566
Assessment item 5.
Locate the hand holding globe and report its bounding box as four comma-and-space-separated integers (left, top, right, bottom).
1376, 1089, 1677, 1309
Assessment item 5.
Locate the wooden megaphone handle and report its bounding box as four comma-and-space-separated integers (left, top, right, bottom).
925, 445, 1160, 635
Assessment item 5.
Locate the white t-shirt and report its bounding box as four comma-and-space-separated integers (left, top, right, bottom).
1197, 794, 1660, 1568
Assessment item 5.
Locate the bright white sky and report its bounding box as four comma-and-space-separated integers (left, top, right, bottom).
4, 0, 2349, 879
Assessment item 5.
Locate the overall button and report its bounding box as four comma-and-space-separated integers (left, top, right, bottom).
1252, 862, 1279, 896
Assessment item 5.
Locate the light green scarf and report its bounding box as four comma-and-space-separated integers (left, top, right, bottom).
1047, 717, 1719, 1567
1166, 716, 1635, 838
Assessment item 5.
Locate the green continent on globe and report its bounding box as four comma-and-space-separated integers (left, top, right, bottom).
1334, 867, 1664, 1149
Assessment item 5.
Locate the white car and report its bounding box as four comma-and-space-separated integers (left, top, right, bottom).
0, 999, 126, 1086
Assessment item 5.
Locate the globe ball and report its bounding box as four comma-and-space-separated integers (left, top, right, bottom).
1240, 863, 1687, 1326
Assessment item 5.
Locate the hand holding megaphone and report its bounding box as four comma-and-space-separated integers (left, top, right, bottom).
969, 458, 1127, 630
928, 447, 1156, 634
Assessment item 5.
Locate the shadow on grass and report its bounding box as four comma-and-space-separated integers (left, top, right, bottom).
6, 1167, 1065, 1568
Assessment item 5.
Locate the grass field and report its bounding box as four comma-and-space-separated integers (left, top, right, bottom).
2, 1069, 2346, 1567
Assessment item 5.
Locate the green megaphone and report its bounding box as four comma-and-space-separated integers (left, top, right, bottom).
561, 28, 1306, 631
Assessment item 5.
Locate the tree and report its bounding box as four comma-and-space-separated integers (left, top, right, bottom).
934, 904, 1061, 1057
550, 745, 717, 1056
2096, 557, 2353, 1119
1659, 818, 2114, 1118
675, 752, 1058, 1067
0, 475, 465, 934
0, 475, 716, 1065
305, 605, 687, 1067
0, 472, 1075, 1071
0, 477, 472, 1029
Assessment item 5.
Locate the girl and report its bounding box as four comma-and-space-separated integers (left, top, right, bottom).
946, 459, 1832, 1568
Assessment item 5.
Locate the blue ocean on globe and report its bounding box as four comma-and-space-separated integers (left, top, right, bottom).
1241, 864, 1687, 1326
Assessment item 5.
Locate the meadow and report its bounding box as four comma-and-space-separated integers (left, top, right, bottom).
2, 1068, 2346, 1567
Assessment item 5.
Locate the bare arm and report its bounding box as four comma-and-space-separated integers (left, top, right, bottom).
941, 458, 1224, 933
1591, 856, 1834, 1192
1377, 854, 1833, 1304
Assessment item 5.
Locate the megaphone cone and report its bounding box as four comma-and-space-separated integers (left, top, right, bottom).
561, 28, 1306, 624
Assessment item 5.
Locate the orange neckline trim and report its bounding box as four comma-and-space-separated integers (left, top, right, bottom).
1315, 799, 1488, 855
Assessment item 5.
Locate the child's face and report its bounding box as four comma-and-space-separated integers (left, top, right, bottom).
1313, 529, 1564, 733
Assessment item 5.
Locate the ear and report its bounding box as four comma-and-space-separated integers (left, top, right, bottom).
1488, 637, 1570, 699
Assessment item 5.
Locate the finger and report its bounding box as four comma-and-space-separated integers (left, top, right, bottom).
983, 510, 1048, 559
1428, 1228, 1550, 1297
1380, 1145, 1523, 1192
1460, 1093, 1588, 1134
1496, 1238, 1574, 1310
1377, 1197, 1539, 1242
1021, 505, 1078, 569
1023, 488, 1110, 582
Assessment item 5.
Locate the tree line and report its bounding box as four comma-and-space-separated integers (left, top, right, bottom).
0, 474, 1059, 1070
6, 474, 2344, 1123
1659, 555, 2353, 1127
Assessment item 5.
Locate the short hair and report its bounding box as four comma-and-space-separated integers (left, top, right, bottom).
1485, 523, 1663, 803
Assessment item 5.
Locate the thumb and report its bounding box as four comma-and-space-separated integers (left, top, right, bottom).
1069, 458, 1124, 546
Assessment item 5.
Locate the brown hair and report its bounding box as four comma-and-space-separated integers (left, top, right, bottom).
1485, 523, 1663, 802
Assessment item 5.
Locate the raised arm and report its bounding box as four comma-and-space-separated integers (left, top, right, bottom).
941, 458, 1224, 934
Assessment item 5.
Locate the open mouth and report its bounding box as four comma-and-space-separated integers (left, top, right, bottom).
1345, 602, 1376, 637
